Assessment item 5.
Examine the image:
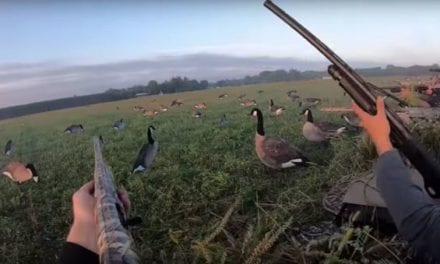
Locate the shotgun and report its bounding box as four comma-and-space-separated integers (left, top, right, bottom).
264, 0, 440, 198
94, 137, 139, 263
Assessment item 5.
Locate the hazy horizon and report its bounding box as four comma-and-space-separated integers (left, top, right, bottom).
1, 0, 439, 107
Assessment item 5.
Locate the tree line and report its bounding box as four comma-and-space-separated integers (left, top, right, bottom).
0, 64, 438, 120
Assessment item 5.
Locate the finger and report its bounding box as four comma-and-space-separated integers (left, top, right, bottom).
352, 101, 368, 119
79, 180, 95, 195
117, 187, 131, 213
376, 96, 386, 115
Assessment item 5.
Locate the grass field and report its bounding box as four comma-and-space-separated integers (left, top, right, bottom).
0, 76, 429, 263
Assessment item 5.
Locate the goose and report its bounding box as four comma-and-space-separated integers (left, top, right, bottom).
133, 105, 144, 112
2, 161, 38, 183
250, 108, 310, 169
341, 112, 362, 128
286, 90, 297, 96
4, 140, 13, 156
64, 124, 84, 134
170, 99, 183, 107
269, 99, 285, 116
301, 108, 346, 142
132, 126, 159, 174
192, 111, 202, 118
159, 105, 168, 112
194, 102, 207, 109
143, 109, 160, 117
299, 98, 321, 108
287, 94, 300, 102
218, 93, 228, 99
238, 94, 246, 100
219, 114, 229, 127
240, 99, 257, 107
113, 118, 126, 130
257, 90, 264, 94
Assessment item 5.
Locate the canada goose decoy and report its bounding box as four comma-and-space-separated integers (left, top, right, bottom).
2, 161, 39, 183
132, 126, 159, 174
269, 99, 285, 116
4, 140, 13, 156
113, 118, 126, 130
240, 99, 257, 107
64, 124, 84, 134
341, 112, 362, 128
143, 109, 160, 117
288, 94, 300, 102
251, 108, 310, 169
286, 90, 297, 96
192, 111, 202, 118
219, 114, 229, 127
160, 105, 168, 112
170, 99, 183, 107
301, 108, 346, 142
299, 98, 321, 108
218, 93, 228, 99
194, 102, 207, 109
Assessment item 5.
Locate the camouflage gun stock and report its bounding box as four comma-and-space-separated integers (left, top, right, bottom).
93, 137, 139, 264
264, 0, 440, 198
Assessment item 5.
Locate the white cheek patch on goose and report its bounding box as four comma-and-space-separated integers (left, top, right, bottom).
275, 108, 284, 115
133, 165, 146, 173
281, 158, 304, 168
2, 171, 13, 180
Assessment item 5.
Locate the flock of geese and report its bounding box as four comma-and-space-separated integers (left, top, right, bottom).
2, 89, 361, 184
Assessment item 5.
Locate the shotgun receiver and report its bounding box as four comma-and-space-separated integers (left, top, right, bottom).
264, 0, 440, 198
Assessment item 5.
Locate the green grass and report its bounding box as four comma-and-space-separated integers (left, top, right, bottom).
0, 76, 428, 263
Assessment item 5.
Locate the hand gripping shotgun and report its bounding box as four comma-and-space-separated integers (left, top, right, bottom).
264, 0, 440, 198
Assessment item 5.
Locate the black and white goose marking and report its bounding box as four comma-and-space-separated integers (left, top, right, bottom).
301, 108, 346, 142
4, 140, 13, 156
192, 111, 202, 118
251, 108, 309, 169
341, 112, 362, 128
113, 118, 126, 130
2, 161, 39, 183
132, 126, 159, 174
269, 99, 285, 116
64, 124, 84, 134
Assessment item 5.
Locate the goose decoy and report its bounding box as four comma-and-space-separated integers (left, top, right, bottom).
170, 99, 183, 107
2, 161, 38, 183
113, 118, 126, 130
269, 99, 285, 116
132, 126, 159, 174
4, 140, 13, 156
192, 111, 202, 118
194, 102, 207, 109
299, 98, 321, 108
143, 109, 160, 117
341, 112, 362, 128
301, 108, 346, 142
64, 124, 84, 134
219, 114, 229, 127
250, 108, 310, 169
218, 93, 228, 99
240, 99, 257, 107
160, 105, 168, 112
287, 94, 300, 102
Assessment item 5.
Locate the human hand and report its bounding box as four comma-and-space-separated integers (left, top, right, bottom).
66, 181, 131, 253
353, 97, 393, 156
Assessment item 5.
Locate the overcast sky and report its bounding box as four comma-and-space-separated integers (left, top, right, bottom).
1, 0, 439, 107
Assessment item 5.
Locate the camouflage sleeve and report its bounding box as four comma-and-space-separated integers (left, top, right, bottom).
374, 149, 440, 262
